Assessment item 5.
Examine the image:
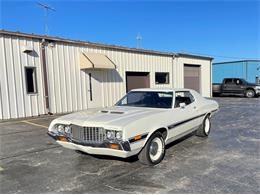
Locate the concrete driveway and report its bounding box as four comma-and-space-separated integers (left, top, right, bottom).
0, 98, 259, 193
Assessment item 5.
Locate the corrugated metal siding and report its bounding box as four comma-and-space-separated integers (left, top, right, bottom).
175, 57, 212, 97
45, 42, 173, 114
0, 33, 211, 120
0, 35, 46, 119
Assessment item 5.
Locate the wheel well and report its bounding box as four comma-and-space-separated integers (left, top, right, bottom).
155, 128, 168, 140
246, 88, 255, 92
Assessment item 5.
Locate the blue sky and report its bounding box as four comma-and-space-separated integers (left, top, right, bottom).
0, 0, 259, 62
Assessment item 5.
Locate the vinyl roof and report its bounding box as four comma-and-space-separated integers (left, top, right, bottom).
0, 29, 213, 60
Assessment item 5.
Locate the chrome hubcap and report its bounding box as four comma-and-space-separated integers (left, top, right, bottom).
150, 142, 158, 156
247, 91, 253, 97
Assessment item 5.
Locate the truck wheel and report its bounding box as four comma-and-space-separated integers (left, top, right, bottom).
138, 132, 165, 166
245, 89, 255, 98
196, 115, 211, 137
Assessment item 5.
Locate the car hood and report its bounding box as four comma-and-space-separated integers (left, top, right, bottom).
53, 106, 167, 128
247, 82, 259, 87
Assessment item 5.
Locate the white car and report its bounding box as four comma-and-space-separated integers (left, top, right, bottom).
48, 88, 219, 165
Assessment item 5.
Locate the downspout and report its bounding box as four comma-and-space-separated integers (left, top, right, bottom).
40, 39, 50, 113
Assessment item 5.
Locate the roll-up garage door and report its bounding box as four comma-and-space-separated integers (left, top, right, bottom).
184, 64, 201, 93
126, 72, 150, 92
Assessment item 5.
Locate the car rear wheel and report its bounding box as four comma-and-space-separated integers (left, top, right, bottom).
138, 132, 165, 166
196, 115, 211, 137
245, 89, 255, 98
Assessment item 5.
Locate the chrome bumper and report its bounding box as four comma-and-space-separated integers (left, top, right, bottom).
47, 131, 133, 157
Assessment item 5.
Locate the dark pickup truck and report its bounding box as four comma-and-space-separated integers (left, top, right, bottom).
213, 78, 260, 98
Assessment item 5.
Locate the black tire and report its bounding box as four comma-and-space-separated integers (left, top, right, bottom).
196, 115, 211, 137
245, 89, 255, 98
138, 132, 165, 166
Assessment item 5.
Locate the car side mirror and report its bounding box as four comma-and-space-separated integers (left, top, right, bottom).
179, 103, 186, 108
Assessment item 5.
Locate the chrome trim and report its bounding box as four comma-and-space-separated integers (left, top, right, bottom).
70, 125, 105, 144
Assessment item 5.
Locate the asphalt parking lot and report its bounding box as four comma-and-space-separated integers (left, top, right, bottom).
0, 97, 259, 193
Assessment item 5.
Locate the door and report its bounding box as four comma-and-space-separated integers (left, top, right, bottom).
184, 65, 201, 93
86, 70, 103, 108
233, 78, 246, 94
222, 78, 235, 93
167, 91, 200, 142
126, 72, 150, 92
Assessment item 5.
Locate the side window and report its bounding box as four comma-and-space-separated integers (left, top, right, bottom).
234, 79, 242, 85
224, 79, 233, 84
25, 67, 37, 94
174, 91, 195, 108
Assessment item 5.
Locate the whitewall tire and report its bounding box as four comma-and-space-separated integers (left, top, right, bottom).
196, 115, 211, 137
138, 132, 165, 165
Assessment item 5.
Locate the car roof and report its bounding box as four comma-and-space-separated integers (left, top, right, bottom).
130, 88, 192, 92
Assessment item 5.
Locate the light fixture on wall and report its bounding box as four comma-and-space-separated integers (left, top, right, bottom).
48, 42, 55, 47
22, 45, 33, 53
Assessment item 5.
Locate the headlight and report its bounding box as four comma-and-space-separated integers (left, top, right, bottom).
106, 130, 122, 140
106, 130, 115, 139
57, 124, 65, 133
116, 132, 122, 140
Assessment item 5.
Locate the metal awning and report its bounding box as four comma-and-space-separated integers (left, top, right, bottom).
80, 52, 116, 69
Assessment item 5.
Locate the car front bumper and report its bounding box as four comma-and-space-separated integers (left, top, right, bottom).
255, 89, 260, 96
47, 132, 139, 158
56, 140, 138, 158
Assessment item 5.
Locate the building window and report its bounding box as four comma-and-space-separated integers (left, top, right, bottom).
25, 67, 37, 94
155, 72, 169, 84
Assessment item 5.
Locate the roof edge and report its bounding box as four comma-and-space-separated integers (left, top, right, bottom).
213, 60, 260, 65
0, 29, 174, 57
0, 30, 213, 61
176, 53, 214, 61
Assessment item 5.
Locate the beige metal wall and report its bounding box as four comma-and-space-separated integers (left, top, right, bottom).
0, 33, 212, 120
173, 57, 212, 97
45, 41, 173, 114
0, 34, 46, 120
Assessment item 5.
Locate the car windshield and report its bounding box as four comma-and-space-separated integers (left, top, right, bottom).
116, 91, 173, 109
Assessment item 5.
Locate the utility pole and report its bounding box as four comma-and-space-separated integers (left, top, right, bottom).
136, 33, 142, 49
37, 2, 56, 35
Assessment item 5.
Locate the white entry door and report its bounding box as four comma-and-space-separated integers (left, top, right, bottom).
86, 70, 103, 108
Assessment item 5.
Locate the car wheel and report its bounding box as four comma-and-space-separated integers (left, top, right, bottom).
245, 89, 255, 98
138, 132, 165, 166
196, 115, 211, 137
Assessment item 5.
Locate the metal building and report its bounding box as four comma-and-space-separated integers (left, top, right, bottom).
213, 60, 260, 84
0, 30, 213, 120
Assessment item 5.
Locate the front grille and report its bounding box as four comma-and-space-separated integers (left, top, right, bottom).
70, 125, 105, 144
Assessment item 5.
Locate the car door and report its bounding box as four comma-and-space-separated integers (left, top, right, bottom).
167, 91, 199, 142
222, 79, 235, 93
233, 78, 246, 94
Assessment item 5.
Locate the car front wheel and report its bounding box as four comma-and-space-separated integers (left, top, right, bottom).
138, 132, 165, 166
245, 89, 255, 98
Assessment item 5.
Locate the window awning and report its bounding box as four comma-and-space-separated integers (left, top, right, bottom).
80, 52, 116, 69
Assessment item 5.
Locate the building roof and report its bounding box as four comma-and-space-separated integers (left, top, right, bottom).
0, 29, 213, 60
175, 53, 214, 61
213, 60, 260, 65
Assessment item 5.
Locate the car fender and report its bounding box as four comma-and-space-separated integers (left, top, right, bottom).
140, 125, 169, 149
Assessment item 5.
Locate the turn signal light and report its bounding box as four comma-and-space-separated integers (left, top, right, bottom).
110, 144, 119, 149
58, 136, 67, 142
134, 135, 142, 140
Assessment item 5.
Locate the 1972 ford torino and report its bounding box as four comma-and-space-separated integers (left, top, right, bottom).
48, 88, 219, 165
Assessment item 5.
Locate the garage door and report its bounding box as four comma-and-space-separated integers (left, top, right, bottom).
126, 72, 150, 92
184, 65, 201, 93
